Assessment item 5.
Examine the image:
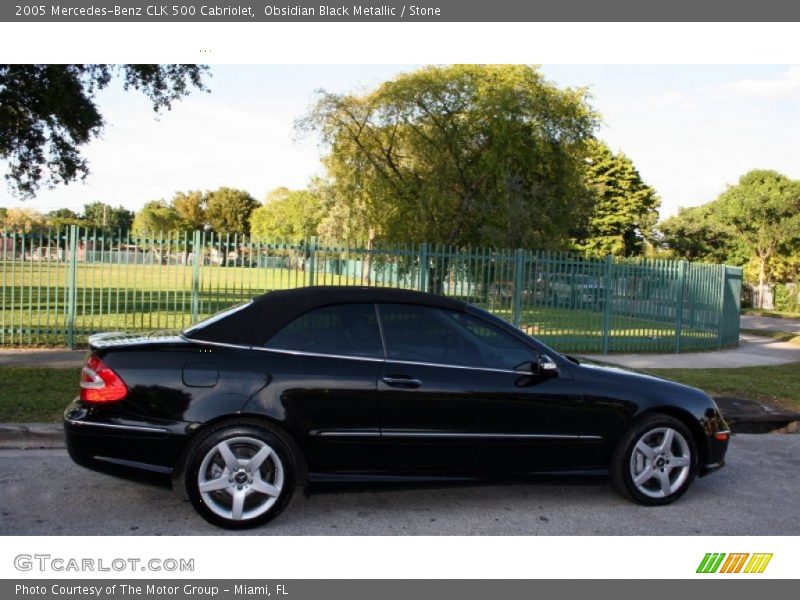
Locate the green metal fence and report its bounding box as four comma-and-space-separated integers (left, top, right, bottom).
0, 226, 742, 353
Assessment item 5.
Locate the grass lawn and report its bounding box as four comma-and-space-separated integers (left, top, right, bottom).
742, 307, 800, 320
0, 367, 80, 422
740, 328, 800, 346
644, 361, 800, 411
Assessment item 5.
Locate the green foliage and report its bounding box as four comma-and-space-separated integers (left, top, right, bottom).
658, 169, 800, 285
299, 64, 599, 248
657, 203, 736, 263
45, 208, 82, 229
132, 200, 182, 234
774, 283, 800, 313
82, 202, 134, 232
716, 170, 800, 286
1, 206, 44, 232
205, 187, 260, 236
576, 141, 660, 257
0, 64, 208, 198
171, 190, 207, 230
250, 187, 323, 241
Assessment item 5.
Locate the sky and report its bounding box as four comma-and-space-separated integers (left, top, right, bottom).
2, 64, 799, 219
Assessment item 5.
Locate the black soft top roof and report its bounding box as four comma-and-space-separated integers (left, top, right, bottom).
183, 286, 468, 347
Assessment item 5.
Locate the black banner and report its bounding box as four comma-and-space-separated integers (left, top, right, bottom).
4, 580, 799, 600
4, 0, 800, 22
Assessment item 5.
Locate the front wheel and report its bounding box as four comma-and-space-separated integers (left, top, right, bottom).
185, 423, 296, 528
610, 414, 697, 505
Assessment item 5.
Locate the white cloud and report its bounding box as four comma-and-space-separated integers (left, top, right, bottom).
715, 65, 800, 99
648, 91, 696, 110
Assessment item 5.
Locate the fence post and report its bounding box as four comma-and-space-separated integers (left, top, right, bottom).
675, 261, 687, 353
418, 243, 429, 292
601, 254, 614, 355
512, 248, 525, 327
66, 225, 79, 349
307, 236, 317, 286
190, 230, 201, 323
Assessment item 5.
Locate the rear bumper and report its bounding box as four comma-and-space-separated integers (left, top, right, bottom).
64, 399, 189, 475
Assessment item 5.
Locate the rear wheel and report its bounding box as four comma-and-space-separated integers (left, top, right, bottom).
611, 414, 697, 505
185, 423, 296, 528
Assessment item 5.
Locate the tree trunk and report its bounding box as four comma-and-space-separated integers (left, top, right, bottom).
428, 255, 449, 296
362, 226, 375, 286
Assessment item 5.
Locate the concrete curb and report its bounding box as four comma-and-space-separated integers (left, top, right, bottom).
0, 423, 65, 449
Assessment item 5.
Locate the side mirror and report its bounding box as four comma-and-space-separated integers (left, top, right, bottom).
536, 354, 558, 374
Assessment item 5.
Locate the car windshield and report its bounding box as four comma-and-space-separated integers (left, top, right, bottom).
182, 301, 252, 335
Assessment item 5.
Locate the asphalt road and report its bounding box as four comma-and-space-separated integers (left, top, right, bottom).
1, 434, 797, 536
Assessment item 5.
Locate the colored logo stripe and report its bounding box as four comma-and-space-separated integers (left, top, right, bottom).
719, 553, 749, 573
697, 553, 726, 573
697, 553, 772, 574
744, 554, 773, 574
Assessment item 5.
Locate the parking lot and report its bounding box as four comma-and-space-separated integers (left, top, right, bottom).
0, 433, 797, 536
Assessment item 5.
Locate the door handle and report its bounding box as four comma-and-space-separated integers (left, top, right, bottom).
382, 376, 423, 388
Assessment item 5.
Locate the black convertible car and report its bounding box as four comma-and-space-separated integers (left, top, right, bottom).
64, 286, 729, 528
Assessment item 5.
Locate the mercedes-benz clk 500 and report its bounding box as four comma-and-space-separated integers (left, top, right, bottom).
64, 287, 729, 528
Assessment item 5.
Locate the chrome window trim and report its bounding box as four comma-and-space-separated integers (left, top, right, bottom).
384, 358, 530, 375
65, 418, 170, 434
253, 346, 385, 363
180, 336, 251, 350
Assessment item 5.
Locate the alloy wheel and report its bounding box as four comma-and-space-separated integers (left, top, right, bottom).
629, 427, 692, 499
197, 436, 284, 521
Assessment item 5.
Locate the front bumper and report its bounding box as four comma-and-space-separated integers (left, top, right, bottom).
699, 428, 729, 477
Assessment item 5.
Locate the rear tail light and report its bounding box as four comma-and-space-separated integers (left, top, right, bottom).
80, 355, 128, 402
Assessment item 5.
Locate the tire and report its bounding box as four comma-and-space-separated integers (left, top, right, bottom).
184, 422, 296, 529
610, 414, 697, 506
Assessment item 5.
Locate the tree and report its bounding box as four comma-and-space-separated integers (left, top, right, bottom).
576, 141, 660, 257
171, 190, 206, 230
205, 187, 260, 236
132, 200, 182, 235
82, 202, 134, 231
250, 187, 323, 241
45, 208, 82, 229
716, 170, 800, 288
298, 64, 599, 251
0, 64, 208, 198
1, 206, 44, 232
657, 203, 735, 263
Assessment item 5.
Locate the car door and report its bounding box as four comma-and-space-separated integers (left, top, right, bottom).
258, 302, 385, 475
376, 303, 586, 475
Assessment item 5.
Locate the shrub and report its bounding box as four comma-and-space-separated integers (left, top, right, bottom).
774, 283, 800, 313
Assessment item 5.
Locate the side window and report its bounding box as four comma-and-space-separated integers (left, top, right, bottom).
378, 304, 534, 370
446, 312, 535, 370
265, 304, 383, 358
